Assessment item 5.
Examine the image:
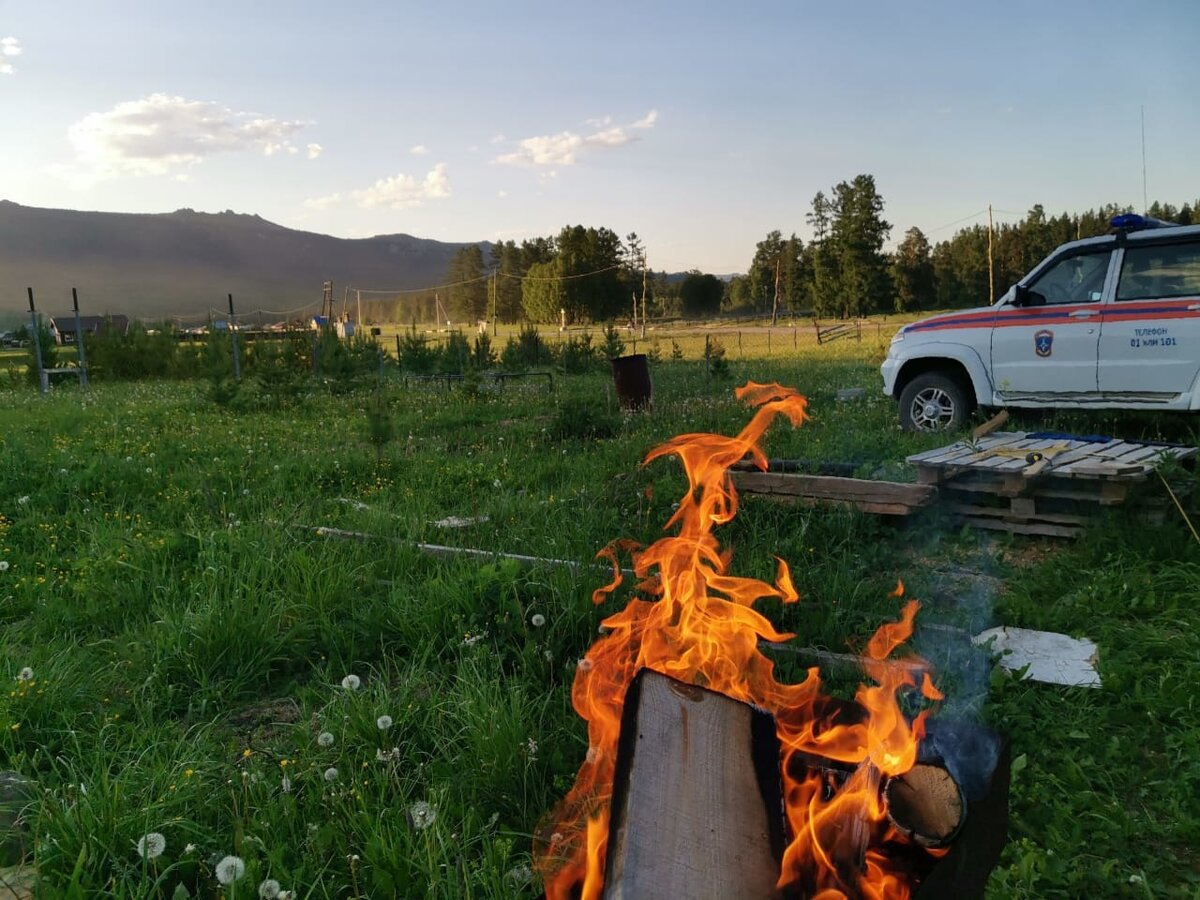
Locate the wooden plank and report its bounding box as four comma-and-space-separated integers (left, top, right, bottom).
955, 515, 1081, 538
1061, 462, 1148, 477
943, 480, 1119, 504
732, 473, 936, 506
603, 670, 782, 900
905, 432, 1029, 467
971, 409, 1010, 439
746, 493, 926, 516
946, 503, 1088, 526
1024, 439, 1126, 473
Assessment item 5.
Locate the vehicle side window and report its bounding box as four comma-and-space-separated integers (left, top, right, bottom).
1116, 241, 1200, 301
1026, 251, 1110, 306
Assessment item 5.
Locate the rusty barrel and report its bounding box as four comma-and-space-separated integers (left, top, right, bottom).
610, 353, 652, 411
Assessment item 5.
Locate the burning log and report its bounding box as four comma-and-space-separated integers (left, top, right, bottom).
602, 669, 785, 900
884, 763, 964, 848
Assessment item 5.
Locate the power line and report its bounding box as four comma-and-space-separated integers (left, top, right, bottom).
924, 209, 988, 235
355, 274, 490, 296
354, 262, 625, 296
499, 263, 623, 282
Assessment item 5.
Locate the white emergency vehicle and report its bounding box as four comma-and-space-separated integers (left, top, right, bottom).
881, 214, 1200, 430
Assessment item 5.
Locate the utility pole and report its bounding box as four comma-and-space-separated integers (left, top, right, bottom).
987, 204, 995, 305
1141, 105, 1148, 214
356, 289, 362, 326
640, 252, 648, 339
771, 254, 781, 326
228, 293, 242, 382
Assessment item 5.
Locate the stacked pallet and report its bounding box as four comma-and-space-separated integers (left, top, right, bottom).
905, 433, 1196, 537
730, 433, 1194, 538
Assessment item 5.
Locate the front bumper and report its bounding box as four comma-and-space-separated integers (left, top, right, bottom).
880, 355, 901, 396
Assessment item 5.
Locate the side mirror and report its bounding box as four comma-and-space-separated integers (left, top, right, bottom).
1012, 285, 1029, 307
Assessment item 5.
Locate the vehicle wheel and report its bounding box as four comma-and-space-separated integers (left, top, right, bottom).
898, 372, 971, 432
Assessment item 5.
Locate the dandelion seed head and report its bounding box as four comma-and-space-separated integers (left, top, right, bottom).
259, 877, 282, 898
530, 613, 546, 628
215, 854, 246, 885
281, 774, 292, 793
317, 731, 334, 747
506, 863, 533, 883
376, 715, 393, 730
17, 667, 33, 681
323, 767, 338, 782
0, 561, 10, 572
409, 800, 437, 830
136, 832, 166, 859
18, 495, 30, 505
341, 674, 361, 690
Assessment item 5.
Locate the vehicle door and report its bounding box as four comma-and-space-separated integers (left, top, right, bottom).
1098, 237, 1200, 397
990, 248, 1113, 396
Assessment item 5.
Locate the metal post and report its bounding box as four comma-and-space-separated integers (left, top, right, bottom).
228, 293, 242, 382
27, 287, 47, 393
71, 288, 89, 389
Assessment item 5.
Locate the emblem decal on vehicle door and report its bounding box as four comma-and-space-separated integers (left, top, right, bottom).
1034, 329, 1054, 357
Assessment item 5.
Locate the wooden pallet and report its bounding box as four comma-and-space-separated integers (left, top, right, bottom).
906, 432, 1196, 537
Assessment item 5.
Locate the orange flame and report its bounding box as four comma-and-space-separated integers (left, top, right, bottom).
535, 382, 939, 899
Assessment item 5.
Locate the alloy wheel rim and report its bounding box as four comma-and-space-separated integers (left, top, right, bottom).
911, 388, 954, 430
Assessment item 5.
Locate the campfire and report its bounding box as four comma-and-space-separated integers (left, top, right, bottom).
534, 382, 1006, 899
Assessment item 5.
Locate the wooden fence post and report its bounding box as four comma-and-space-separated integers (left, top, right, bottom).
228, 294, 242, 382
26, 287, 47, 394
71, 288, 89, 389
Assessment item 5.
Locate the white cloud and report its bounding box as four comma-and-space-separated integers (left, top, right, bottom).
305, 163, 451, 211
353, 163, 449, 208
306, 142, 323, 159
632, 109, 658, 129
1, 36, 21, 75
410, 144, 429, 156
489, 133, 506, 144
304, 192, 342, 210
494, 110, 656, 167
57, 93, 310, 183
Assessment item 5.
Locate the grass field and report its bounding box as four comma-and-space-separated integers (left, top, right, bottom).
1, 341, 1199, 898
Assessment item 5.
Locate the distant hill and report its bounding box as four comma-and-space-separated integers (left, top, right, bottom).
0, 201, 488, 322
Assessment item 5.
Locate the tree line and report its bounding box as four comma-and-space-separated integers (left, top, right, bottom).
390, 182, 1198, 327
730, 185, 1198, 318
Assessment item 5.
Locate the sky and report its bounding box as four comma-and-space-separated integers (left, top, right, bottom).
2, 0, 1198, 276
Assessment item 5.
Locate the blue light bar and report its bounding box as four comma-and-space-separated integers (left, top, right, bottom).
1110, 213, 1175, 231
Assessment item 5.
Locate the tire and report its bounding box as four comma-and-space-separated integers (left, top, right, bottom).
898, 372, 971, 432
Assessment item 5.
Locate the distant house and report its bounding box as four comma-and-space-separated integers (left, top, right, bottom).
50, 315, 131, 345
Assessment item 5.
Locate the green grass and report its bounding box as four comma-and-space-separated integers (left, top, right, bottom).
1, 342, 1198, 898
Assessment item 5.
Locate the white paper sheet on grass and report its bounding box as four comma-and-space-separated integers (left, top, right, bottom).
972, 626, 1101, 688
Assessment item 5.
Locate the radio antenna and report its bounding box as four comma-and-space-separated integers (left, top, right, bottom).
1141, 105, 1148, 214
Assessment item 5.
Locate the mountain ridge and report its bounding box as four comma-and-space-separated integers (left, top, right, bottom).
0, 200, 488, 320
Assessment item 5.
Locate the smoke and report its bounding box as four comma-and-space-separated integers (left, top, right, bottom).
911, 537, 1003, 721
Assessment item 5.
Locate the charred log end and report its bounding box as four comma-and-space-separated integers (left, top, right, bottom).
885, 763, 965, 847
